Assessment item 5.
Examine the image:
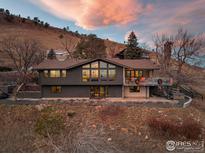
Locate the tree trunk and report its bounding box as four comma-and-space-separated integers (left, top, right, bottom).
13, 83, 24, 102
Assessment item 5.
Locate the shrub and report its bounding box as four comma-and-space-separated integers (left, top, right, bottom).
0, 66, 12, 72
44, 22, 49, 28
147, 117, 202, 140
35, 107, 64, 136
67, 110, 76, 117
180, 119, 202, 139
21, 18, 26, 23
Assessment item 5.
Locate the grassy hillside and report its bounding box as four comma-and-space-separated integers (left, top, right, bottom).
0, 12, 125, 67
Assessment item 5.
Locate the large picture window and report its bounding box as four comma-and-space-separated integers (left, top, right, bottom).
82, 61, 116, 82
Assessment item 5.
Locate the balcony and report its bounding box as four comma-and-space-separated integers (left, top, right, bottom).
124, 77, 173, 86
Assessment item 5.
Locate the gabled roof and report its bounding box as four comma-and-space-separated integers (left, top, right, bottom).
33, 58, 159, 70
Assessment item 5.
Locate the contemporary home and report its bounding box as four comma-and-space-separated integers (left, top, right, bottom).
33, 58, 172, 98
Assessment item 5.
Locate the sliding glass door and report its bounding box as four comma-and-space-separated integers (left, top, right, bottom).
90, 86, 108, 98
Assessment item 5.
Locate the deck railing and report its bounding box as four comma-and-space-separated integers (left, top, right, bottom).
124, 77, 173, 86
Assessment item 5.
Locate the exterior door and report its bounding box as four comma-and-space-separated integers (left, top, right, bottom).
90, 86, 108, 98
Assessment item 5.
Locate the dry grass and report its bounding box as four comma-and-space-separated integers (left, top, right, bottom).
0, 21, 124, 67
0, 101, 204, 152
147, 117, 203, 140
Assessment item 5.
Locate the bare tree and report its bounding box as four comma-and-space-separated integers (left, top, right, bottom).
153, 34, 173, 75
0, 35, 45, 100
107, 45, 120, 58
58, 34, 78, 59
153, 28, 204, 84
172, 28, 202, 77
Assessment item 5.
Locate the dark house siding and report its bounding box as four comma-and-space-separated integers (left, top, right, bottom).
39, 62, 123, 86
42, 85, 122, 98
108, 86, 122, 97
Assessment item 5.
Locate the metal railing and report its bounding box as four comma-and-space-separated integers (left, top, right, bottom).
124, 77, 173, 86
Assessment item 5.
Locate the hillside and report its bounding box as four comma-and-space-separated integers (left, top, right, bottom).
0, 12, 125, 67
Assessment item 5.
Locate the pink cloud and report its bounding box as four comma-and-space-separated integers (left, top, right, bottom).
33, 0, 153, 29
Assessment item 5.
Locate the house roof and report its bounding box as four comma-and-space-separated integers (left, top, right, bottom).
33, 58, 159, 70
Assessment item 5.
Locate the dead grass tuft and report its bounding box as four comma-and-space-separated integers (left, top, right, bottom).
99, 106, 124, 121
35, 107, 65, 137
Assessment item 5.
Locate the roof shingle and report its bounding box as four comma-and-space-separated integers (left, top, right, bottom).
33, 58, 159, 70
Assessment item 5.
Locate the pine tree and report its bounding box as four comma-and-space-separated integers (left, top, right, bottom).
124, 31, 142, 59
47, 49, 56, 59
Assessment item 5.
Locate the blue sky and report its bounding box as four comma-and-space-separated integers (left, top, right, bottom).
0, 0, 205, 48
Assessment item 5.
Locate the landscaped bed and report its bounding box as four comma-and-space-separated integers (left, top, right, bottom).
0, 99, 204, 152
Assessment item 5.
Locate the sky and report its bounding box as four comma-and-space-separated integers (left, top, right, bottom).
0, 0, 205, 48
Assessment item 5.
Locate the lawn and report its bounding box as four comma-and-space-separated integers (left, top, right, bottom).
0, 99, 204, 152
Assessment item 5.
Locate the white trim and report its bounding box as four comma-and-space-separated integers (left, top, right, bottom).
183, 96, 192, 108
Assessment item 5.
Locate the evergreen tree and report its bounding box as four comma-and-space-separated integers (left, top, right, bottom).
124, 31, 142, 59
73, 35, 106, 59
47, 49, 56, 59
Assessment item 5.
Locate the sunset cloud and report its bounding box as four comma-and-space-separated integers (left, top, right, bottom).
33, 0, 153, 29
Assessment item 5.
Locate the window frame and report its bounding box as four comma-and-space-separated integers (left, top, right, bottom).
51, 86, 62, 93
82, 60, 117, 82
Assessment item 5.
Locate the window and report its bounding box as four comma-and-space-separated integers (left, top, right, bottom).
61, 70, 67, 77
108, 64, 116, 68
108, 69, 116, 81
50, 70, 60, 78
91, 61, 98, 68
44, 70, 49, 78
90, 86, 108, 98
82, 69, 90, 82
131, 70, 135, 78
100, 61, 107, 68
135, 70, 143, 78
82, 64, 90, 68
82, 61, 116, 82
51, 86, 61, 93
91, 69, 98, 81
129, 86, 140, 92
125, 69, 143, 80
100, 70, 107, 81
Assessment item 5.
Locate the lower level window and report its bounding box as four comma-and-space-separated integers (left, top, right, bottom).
51, 86, 62, 93
129, 86, 140, 92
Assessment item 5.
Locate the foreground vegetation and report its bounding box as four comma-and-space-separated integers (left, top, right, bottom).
0, 99, 204, 152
